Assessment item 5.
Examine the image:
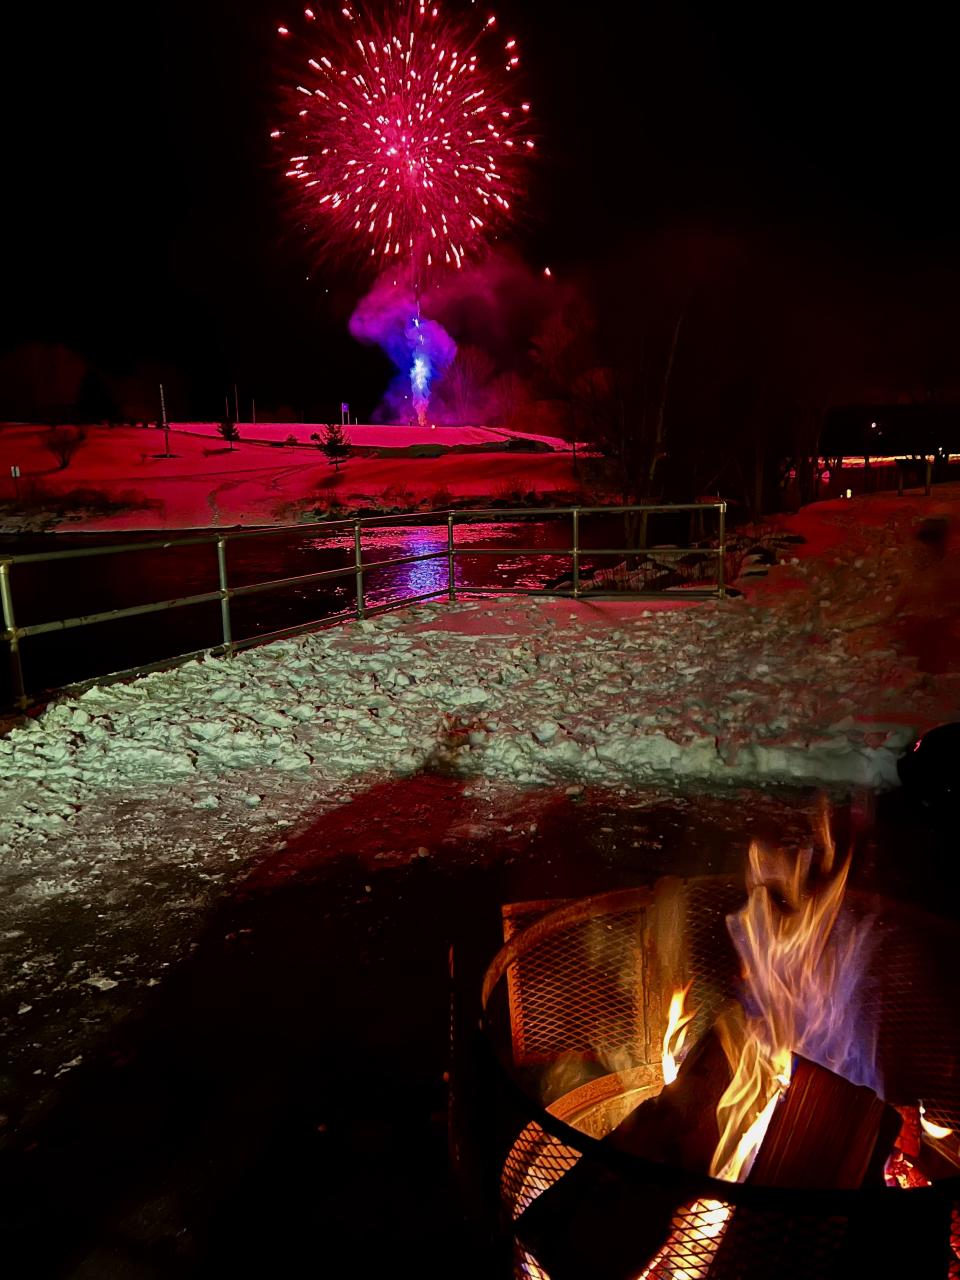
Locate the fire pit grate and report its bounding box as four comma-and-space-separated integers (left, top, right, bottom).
468, 876, 960, 1279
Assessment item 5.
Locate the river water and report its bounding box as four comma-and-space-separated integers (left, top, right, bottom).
1, 512, 653, 707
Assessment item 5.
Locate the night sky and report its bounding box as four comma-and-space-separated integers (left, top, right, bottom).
5, 1, 960, 419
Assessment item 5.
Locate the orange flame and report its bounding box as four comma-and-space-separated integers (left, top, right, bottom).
711, 822, 877, 1182
662, 983, 695, 1086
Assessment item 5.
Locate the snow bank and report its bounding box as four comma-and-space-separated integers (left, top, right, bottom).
0, 601, 943, 858
3, 484, 960, 862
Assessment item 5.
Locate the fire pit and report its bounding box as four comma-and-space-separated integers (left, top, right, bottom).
462, 866, 960, 1279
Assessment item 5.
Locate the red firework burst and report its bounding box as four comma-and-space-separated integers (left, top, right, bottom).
273, 1, 532, 279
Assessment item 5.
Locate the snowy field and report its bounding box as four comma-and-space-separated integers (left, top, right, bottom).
170, 420, 578, 451
0, 484, 959, 1129
0, 422, 581, 532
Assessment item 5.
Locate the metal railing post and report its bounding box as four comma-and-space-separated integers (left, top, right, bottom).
215, 537, 233, 652
0, 560, 27, 710
717, 501, 727, 599
571, 507, 580, 596
354, 521, 365, 618
447, 512, 456, 601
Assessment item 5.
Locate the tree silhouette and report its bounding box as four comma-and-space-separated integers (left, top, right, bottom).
312, 423, 352, 469
44, 426, 87, 470
218, 420, 240, 451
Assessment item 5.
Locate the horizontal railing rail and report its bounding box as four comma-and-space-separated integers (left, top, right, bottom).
1, 502, 726, 711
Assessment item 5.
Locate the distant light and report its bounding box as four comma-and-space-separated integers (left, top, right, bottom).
278, 25, 290, 35
543, 266, 552, 277
845, 488, 853, 499
870, 421, 877, 429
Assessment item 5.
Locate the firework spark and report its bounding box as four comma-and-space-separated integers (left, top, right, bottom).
275, 1, 532, 281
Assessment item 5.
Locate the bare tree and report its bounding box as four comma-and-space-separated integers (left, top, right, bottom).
0, 343, 87, 422
487, 370, 532, 428
433, 345, 495, 423
44, 426, 87, 470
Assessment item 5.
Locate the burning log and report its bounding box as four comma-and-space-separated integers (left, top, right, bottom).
604, 1015, 738, 1174
514, 1012, 740, 1280
747, 1056, 901, 1189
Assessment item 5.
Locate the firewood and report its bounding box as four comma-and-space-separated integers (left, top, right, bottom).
515, 1011, 738, 1280
748, 1056, 900, 1189
603, 1022, 734, 1174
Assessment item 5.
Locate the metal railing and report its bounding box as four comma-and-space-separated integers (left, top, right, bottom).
1, 502, 725, 710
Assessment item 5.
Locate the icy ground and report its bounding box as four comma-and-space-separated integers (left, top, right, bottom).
0, 485, 958, 1131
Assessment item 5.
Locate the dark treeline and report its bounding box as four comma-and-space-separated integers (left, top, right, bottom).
4, 223, 960, 520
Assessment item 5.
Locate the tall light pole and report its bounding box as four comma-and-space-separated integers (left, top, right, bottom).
233, 383, 240, 425
159, 383, 170, 457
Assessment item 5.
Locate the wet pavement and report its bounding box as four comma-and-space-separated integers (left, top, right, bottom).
0, 776, 954, 1278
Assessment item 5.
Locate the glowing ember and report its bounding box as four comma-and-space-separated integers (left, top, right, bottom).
661, 984, 695, 1086
711, 823, 879, 1183
274, 0, 531, 279
635, 1197, 732, 1280
919, 1103, 953, 1141
884, 1150, 932, 1189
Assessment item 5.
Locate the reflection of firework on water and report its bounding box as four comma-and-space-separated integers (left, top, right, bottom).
274, 1, 532, 279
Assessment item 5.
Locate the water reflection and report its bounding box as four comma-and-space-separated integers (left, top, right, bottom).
298, 520, 574, 603
1, 519, 581, 704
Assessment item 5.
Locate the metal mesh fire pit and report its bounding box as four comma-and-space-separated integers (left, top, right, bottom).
464, 877, 960, 1280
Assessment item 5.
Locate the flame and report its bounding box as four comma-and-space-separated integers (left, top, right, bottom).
711, 822, 879, 1183
920, 1103, 954, 1141
814, 792, 836, 873
662, 984, 695, 1086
